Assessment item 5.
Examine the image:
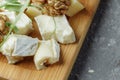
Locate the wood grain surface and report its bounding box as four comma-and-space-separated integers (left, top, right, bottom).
0, 0, 100, 80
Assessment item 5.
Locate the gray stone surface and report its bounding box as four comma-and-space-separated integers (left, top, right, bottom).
68, 0, 120, 80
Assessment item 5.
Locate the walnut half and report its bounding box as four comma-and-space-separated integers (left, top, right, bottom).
31, 0, 71, 16
0, 18, 5, 32
0, 14, 9, 32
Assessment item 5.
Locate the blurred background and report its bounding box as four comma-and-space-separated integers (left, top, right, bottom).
69, 0, 120, 80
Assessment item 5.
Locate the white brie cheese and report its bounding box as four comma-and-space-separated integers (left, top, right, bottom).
0, 35, 16, 56
1, 34, 39, 56
16, 13, 34, 35
34, 39, 60, 70
35, 15, 56, 40
35, 15, 76, 44
54, 15, 76, 44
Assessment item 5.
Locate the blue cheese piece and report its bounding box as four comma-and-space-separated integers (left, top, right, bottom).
0, 11, 34, 35
35, 15, 76, 44
1, 34, 39, 56
34, 39, 60, 70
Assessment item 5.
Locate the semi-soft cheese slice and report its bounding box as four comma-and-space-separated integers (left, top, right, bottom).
34, 39, 60, 70
35, 15, 76, 44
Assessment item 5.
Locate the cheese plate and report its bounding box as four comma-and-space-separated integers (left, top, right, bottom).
0, 0, 100, 80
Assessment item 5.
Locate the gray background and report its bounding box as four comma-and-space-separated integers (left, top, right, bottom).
69, 0, 120, 80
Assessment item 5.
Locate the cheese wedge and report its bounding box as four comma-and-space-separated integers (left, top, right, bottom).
0, 34, 39, 56
35, 15, 76, 44
66, 0, 84, 16
34, 39, 60, 70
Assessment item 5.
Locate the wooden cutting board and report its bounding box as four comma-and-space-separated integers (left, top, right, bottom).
0, 0, 100, 80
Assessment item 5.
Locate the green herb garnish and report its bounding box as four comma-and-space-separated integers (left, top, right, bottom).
0, 0, 23, 12
0, 0, 30, 48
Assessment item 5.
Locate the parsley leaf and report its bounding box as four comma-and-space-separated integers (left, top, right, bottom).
5, 22, 18, 33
